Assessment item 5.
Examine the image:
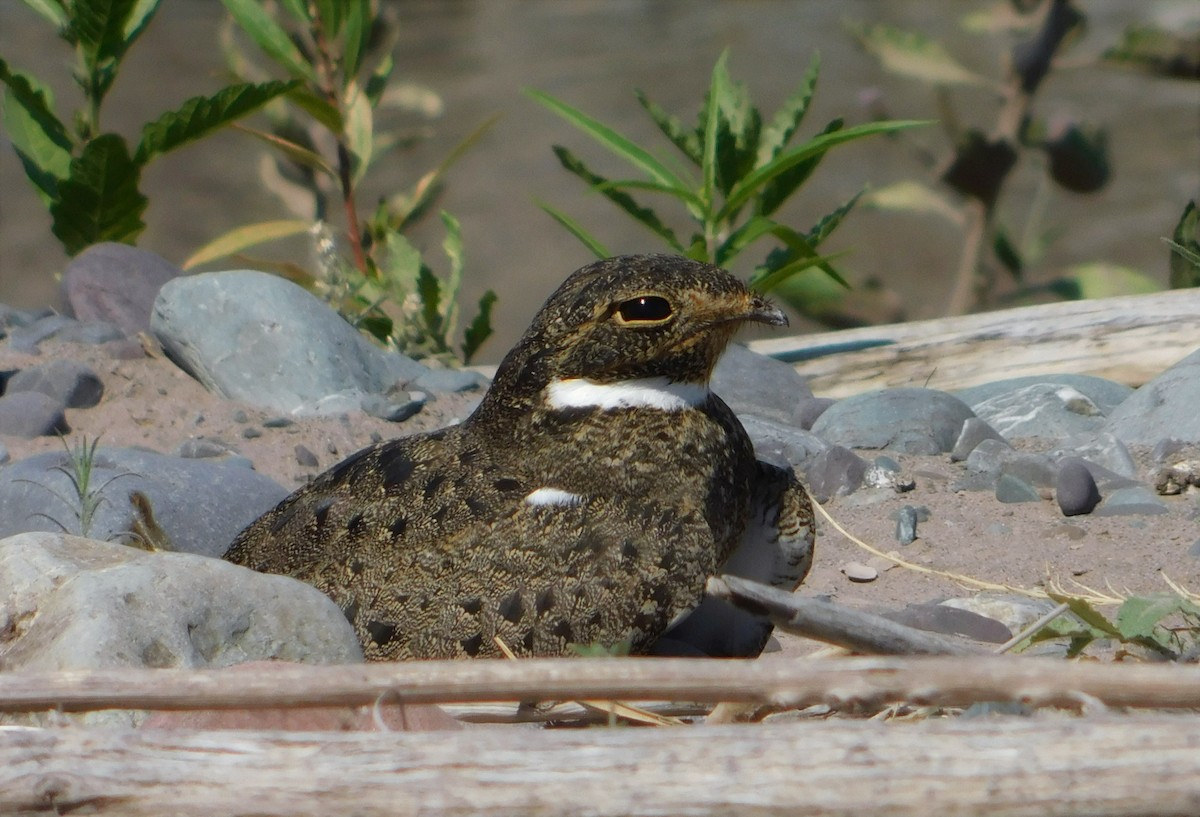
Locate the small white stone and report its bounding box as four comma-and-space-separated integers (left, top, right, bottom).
841, 561, 878, 583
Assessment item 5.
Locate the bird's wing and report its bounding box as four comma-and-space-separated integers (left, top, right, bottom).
650, 460, 815, 657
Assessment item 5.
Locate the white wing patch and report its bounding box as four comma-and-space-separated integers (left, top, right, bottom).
546, 377, 710, 411
524, 487, 585, 507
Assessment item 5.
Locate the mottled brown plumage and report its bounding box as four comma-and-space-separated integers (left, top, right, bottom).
225, 254, 814, 660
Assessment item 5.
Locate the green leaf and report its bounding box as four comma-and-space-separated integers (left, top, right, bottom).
182, 218, 311, 269
751, 250, 847, 293
462, 290, 496, 364
805, 189, 864, 250
285, 86, 343, 131
757, 52, 820, 166
1047, 263, 1162, 300
50, 133, 146, 254
344, 80, 373, 185
439, 210, 465, 336
700, 50, 728, 213
718, 119, 930, 222
122, 0, 162, 49
1046, 591, 1124, 639
1103, 24, 1200, 80
711, 62, 761, 199
0, 58, 73, 205
20, 0, 68, 29
756, 117, 842, 217
221, 0, 318, 82
762, 222, 849, 288
993, 225, 1024, 280
71, 0, 138, 67
365, 54, 394, 107
416, 264, 443, 347
715, 215, 780, 267
314, 0, 343, 36
380, 230, 423, 293
231, 124, 336, 177
1116, 594, 1184, 642
552, 146, 683, 251
1168, 201, 1200, 288
341, 0, 370, 79
525, 87, 692, 193
848, 21, 991, 87
636, 89, 701, 166
135, 80, 298, 164
536, 201, 611, 259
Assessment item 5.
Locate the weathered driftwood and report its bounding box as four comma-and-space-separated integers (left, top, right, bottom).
3, 715, 1199, 817
3, 655, 1200, 713
748, 288, 1200, 396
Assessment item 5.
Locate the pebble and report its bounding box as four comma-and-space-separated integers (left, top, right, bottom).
893, 505, 923, 544
175, 438, 233, 459
809, 387, 975, 455
295, 444, 319, 467
1092, 486, 1169, 517
841, 561, 878, 582
361, 392, 426, 423
60, 242, 185, 336
1055, 457, 1102, 516
0, 391, 69, 438
151, 270, 429, 415
995, 473, 1041, 504
7, 359, 104, 408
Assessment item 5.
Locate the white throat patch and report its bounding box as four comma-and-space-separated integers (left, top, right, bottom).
545, 377, 710, 412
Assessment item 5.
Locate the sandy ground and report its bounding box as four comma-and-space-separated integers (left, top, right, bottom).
4, 337, 1199, 653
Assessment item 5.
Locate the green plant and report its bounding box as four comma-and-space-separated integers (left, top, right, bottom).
849, 0, 1192, 314
0, 0, 295, 256
1021, 589, 1200, 661
18, 435, 133, 540
526, 50, 926, 323
1166, 200, 1200, 288
187, 0, 496, 364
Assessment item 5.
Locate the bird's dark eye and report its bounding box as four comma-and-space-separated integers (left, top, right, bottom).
616, 296, 673, 324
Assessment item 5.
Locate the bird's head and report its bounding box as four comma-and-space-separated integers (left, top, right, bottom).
477, 254, 787, 418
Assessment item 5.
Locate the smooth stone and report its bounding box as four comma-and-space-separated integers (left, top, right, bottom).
956, 374, 1132, 416
809, 387, 975, 454
1104, 346, 1200, 444
1153, 438, 1186, 463
0, 304, 54, 328
964, 437, 1016, 473
885, 602, 1011, 643
738, 414, 828, 473
7, 359, 104, 408
361, 392, 426, 422
1093, 486, 1169, 516
0, 532, 362, 726
0, 447, 288, 558
61, 242, 185, 336
995, 473, 1041, 504
0, 391, 69, 438
151, 270, 429, 415
1051, 432, 1138, 479
295, 444, 319, 467
6, 314, 79, 353
950, 417, 1008, 462
795, 397, 836, 430
805, 444, 869, 503
969, 383, 1109, 440
841, 561, 878, 582
893, 505, 922, 544
939, 593, 1058, 635
712, 343, 814, 425
1055, 457, 1102, 516
262, 416, 294, 428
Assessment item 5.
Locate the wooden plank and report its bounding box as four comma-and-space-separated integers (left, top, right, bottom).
2, 656, 1200, 713
748, 289, 1200, 397
2, 715, 1199, 816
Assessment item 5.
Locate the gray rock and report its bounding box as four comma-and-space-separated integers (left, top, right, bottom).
894, 505, 921, 544
294, 444, 319, 467
809, 387, 975, 454
969, 383, 1110, 440
0, 532, 361, 724
965, 439, 1055, 488
0, 391, 69, 438
151, 270, 429, 415
795, 397, 836, 430
995, 473, 1041, 503
1051, 432, 1138, 479
7, 359, 104, 408
738, 413, 828, 472
0, 447, 287, 558
939, 594, 1058, 635
805, 445, 869, 503
61, 242, 185, 336
1093, 486, 1169, 517
1104, 347, 1200, 444
712, 344, 813, 425
6, 314, 79, 352
0, 441, 7, 465
361, 392, 426, 422
956, 374, 1132, 416
56, 321, 125, 345
885, 602, 1011, 643
1055, 458, 1102, 516
950, 417, 1008, 462
411, 367, 489, 394
964, 437, 1016, 473
0, 304, 53, 329
175, 437, 233, 459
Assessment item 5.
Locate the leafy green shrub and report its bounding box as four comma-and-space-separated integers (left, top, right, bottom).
527, 50, 926, 323
0, 0, 294, 256
189, 0, 496, 364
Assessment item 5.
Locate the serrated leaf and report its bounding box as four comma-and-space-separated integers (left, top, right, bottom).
462, 289, 496, 364
716, 215, 780, 266
757, 52, 820, 166
221, 0, 317, 82
525, 87, 691, 193
636, 89, 701, 166
50, 133, 146, 254
536, 201, 611, 260
0, 58, 73, 204
756, 117, 841, 217
1116, 594, 1184, 641
861, 180, 963, 224
71, 0, 138, 68
718, 119, 930, 221
806, 188, 864, 250
380, 230, 423, 292
849, 21, 990, 87
1046, 591, 1124, 639
416, 264, 443, 346
135, 80, 298, 164
182, 219, 311, 269
1168, 201, 1200, 288
552, 146, 683, 251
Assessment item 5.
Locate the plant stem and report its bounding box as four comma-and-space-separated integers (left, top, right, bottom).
946, 198, 988, 316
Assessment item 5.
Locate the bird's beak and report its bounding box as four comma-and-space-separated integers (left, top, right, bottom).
744, 294, 788, 328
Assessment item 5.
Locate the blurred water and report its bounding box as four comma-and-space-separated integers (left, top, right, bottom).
1, 0, 1196, 359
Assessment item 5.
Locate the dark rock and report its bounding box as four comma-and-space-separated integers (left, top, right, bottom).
995, 473, 1041, 503
0, 447, 287, 558
805, 445, 869, 503
361, 392, 426, 423
1104, 347, 1200, 444
262, 416, 294, 428
294, 444, 319, 467
61, 243, 185, 336
809, 387, 975, 454
7, 359, 104, 408
0, 392, 69, 438
884, 603, 1011, 643
950, 417, 1008, 462
1055, 458, 1102, 516
0, 441, 8, 465
151, 270, 429, 416
894, 505, 921, 544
